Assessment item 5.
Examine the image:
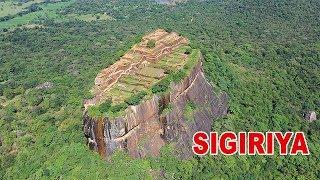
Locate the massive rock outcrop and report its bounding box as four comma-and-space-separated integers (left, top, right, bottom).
83, 29, 228, 158
83, 58, 227, 158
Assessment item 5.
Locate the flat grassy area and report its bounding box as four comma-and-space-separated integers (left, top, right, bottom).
150, 46, 189, 72
106, 87, 133, 104
0, 0, 115, 30
119, 75, 152, 87
0, 0, 75, 29
137, 67, 165, 79
0, 0, 44, 18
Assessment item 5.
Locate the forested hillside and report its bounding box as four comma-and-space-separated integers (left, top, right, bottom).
0, 0, 319, 179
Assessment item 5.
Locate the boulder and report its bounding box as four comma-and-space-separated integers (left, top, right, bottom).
305, 111, 317, 122
35, 82, 54, 90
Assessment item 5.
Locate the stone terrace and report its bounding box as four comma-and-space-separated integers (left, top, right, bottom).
84, 29, 190, 108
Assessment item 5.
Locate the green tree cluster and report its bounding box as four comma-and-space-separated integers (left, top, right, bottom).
0, 0, 319, 179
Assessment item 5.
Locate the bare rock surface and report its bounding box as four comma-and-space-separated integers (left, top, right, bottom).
35, 82, 54, 90
83, 58, 228, 158
305, 111, 317, 122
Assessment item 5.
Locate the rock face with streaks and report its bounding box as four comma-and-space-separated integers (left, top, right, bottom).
83, 29, 228, 158
83, 58, 228, 158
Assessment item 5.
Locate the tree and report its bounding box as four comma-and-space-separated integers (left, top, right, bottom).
109, 103, 127, 113
99, 99, 112, 112
26, 90, 43, 106
3, 88, 15, 99
185, 47, 192, 55
125, 91, 147, 105
87, 106, 102, 118
147, 40, 156, 48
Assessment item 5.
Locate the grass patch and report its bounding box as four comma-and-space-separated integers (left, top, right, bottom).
137, 67, 165, 79
183, 100, 197, 123
151, 49, 200, 94
147, 39, 156, 48
107, 87, 133, 104
161, 103, 173, 116
119, 75, 148, 86
0, 0, 44, 18
0, 0, 75, 29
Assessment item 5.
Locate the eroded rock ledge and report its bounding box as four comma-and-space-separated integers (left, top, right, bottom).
83, 57, 228, 158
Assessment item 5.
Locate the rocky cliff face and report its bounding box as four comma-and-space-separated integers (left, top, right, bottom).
83, 56, 228, 158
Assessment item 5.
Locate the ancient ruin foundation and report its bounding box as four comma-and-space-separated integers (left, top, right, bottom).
84, 29, 189, 108
83, 29, 228, 158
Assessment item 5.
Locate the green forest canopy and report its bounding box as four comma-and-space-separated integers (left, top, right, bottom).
0, 0, 319, 179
